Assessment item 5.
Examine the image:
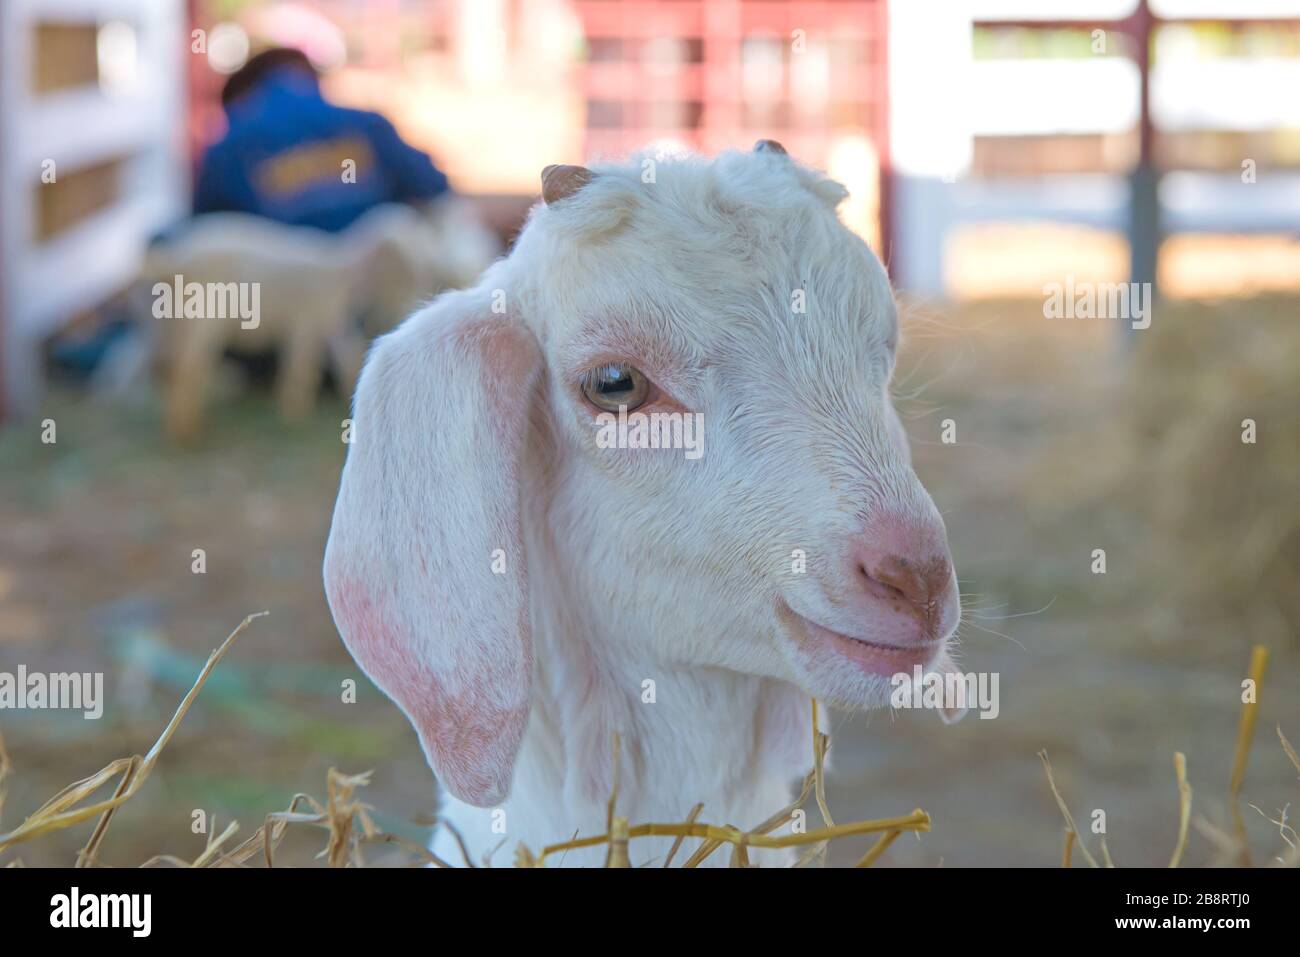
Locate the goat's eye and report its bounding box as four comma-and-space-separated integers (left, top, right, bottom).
580, 363, 650, 412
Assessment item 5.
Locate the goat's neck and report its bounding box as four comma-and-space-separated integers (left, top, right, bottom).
547, 615, 807, 796
433, 574, 811, 867
521, 603, 810, 865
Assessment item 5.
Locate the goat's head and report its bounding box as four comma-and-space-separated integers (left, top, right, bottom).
324, 144, 960, 807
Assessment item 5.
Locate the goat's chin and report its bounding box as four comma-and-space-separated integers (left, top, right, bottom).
786, 658, 901, 713
773, 601, 949, 711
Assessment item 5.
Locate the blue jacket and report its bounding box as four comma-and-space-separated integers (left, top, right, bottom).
193, 69, 450, 232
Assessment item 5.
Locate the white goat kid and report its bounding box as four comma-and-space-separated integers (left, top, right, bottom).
324, 142, 963, 868
145, 214, 373, 441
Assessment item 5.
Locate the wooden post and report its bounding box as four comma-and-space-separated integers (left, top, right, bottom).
1126, 0, 1159, 336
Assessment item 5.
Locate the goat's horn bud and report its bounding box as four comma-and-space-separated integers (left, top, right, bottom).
541, 164, 595, 204
754, 139, 787, 155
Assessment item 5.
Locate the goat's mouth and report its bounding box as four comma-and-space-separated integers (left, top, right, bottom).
776, 601, 946, 679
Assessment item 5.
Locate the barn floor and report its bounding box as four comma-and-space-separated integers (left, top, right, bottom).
1, 297, 1296, 867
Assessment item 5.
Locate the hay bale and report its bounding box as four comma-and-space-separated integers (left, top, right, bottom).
1126, 299, 1300, 644
1033, 297, 1300, 647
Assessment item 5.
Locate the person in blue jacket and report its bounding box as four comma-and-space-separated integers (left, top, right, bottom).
193, 47, 450, 232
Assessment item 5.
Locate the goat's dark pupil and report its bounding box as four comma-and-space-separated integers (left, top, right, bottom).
598, 371, 633, 396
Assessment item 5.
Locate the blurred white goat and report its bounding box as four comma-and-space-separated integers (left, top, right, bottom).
142, 198, 497, 441
349, 197, 501, 337
324, 143, 964, 867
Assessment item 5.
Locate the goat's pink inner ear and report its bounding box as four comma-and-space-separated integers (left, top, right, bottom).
323, 311, 541, 809
755, 139, 788, 155
541, 164, 595, 204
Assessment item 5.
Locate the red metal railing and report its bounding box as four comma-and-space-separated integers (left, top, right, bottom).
570, 0, 891, 253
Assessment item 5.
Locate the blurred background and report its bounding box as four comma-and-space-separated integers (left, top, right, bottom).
0, 0, 1297, 867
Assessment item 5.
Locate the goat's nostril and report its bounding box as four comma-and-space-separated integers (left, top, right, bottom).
860, 563, 910, 602
861, 554, 952, 607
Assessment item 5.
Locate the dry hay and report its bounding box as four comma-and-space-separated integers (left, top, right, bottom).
1041, 645, 1299, 868
1, 614, 1293, 868
0, 615, 927, 868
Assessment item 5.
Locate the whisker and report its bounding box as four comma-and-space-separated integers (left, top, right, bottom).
967, 596, 1057, 622
958, 617, 1027, 651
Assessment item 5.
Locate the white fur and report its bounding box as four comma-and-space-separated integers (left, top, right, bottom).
324, 147, 959, 868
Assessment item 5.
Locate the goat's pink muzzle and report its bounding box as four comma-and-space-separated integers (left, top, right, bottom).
784, 512, 959, 678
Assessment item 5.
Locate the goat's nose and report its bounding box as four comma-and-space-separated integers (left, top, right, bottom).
849, 512, 957, 626
857, 550, 954, 607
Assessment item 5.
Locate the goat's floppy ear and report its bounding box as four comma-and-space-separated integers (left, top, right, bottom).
323, 293, 542, 806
